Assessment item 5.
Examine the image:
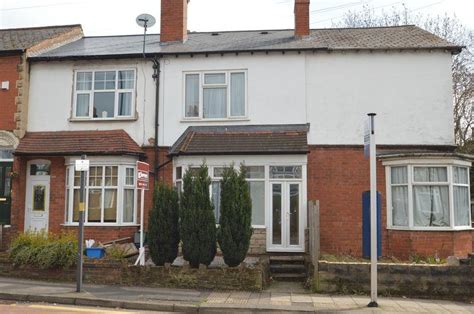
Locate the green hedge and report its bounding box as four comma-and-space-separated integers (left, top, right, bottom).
10, 231, 77, 269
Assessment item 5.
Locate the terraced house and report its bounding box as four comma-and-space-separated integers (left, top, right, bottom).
7, 0, 474, 259
0, 25, 83, 244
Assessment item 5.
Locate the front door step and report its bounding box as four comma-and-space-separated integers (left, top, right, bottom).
269, 254, 307, 282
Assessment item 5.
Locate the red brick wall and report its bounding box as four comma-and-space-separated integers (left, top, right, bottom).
294, 0, 310, 37
0, 55, 20, 131
307, 146, 473, 259
160, 0, 188, 42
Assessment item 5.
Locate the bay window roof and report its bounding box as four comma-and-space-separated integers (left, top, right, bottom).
15, 130, 144, 156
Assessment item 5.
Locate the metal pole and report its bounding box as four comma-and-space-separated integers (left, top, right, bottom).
76, 154, 86, 293
139, 188, 145, 266
368, 113, 378, 307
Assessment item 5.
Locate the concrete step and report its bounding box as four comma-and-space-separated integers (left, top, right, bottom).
269, 255, 305, 263
272, 273, 307, 282
269, 264, 306, 274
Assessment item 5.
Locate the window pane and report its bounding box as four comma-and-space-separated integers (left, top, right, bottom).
105, 166, 118, 186
30, 163, 50, 176
203, 88, 226, 118
104, 189, 117, 223
33, 185, 46, 211
249, 181, 265, 225
454, 186, 470, 226
76, 72, 92, 91
270, 166, 302, 179
185, 74, 199, 117
213, 167, 226, 178
230, 72, 245, 116
392, 186, 408, 226
4, 167, 11, 197
211, 181, 221, 223
414, 167, 447, 182
65, 188, 70, 223
272, 184, 282, 245
89, 166, 103, 186
94, 71, 116, 90
87, 189, 102, 222
289, 184, 299, 245
244, 166, 264, 179
73, 189, 80, 222
453, 167, 468, 184
0, 149, 13, 159
391, 166, 407, 184
123, 189, 134, 223
93, 92, 115, 118
118, 70, 134, 89
125, 168, 135, 186
413, 186, 449, 227
176, 167, 182, 180
74, 171, 81, 186
76, 94, 90, 117
204, 73, 225, 84
118, 92, 132, 116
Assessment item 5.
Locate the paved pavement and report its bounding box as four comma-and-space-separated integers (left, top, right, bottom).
0, 277, 472, 313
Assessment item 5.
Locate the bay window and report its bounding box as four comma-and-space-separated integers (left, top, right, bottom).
386, 162, 472, 230
65, 164, 136, 225
73, 69, 136, 119
184, 71, 247, 119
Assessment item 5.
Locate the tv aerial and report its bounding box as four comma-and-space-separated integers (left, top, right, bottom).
136, 13, 156, 58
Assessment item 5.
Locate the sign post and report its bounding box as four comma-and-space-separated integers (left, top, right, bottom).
75, 155, 89, 293
365, 113, 378, 307
135, 161, 149, 266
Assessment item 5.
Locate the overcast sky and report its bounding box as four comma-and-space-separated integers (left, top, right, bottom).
0, 0, 472, 36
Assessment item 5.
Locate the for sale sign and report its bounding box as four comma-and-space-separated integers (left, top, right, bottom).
136, 161, 150, 190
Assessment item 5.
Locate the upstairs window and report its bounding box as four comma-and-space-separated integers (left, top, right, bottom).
184, 71, 247, 119
74, 70, 136, 119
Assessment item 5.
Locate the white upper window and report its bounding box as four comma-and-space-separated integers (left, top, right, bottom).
386, 161, 472, 230
184, 71, 247, 120
73, 70, 136, 120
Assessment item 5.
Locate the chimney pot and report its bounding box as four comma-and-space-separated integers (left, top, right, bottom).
294, 0, 310, 38
160, 0, 189, 43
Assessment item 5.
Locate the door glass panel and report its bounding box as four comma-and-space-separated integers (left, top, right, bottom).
33, 185, 46, 211
30, 163, 50, 176
0, 167, 3, 196
4, 167, 11, 197
270, 166, 302, 179
272, 184, 282, 245
289, 184, 300, 245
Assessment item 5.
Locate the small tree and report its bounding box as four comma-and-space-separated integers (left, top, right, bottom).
218, 165, 253, 267
180, 164, 216, 267
148, 182, 180, 266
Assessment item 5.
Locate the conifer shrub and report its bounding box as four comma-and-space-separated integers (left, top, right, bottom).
218, 165, 253, 267
148, 182, 180, 266
179, 164, 216, 267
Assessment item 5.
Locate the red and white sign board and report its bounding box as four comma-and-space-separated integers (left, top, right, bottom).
136, 161, 150, 190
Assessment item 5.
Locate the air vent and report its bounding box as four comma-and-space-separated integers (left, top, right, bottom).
260, 31, 269, 35
211, 32, 219, 36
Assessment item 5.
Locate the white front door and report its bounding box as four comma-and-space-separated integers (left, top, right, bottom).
25, 176, 50, 232
268, 181, 304, 252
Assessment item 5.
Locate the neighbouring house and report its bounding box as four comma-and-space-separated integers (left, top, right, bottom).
0, 25, 83, 244
9, 0, 473, 260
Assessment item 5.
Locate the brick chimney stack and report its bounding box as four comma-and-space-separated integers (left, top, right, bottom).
294, 0, 310, 38
160, 0, 189, 43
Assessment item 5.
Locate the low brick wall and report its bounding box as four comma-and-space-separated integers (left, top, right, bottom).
316, 261, 474, 301
0, 253, 268, 291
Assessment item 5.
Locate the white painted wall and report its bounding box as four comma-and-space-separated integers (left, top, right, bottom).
28, 50, 454, 148
28, 59, 156, 146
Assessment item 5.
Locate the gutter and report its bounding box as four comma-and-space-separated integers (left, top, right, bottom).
0, 49, 23, 56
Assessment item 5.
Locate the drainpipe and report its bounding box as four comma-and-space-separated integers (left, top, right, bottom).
152, 56, 161, 180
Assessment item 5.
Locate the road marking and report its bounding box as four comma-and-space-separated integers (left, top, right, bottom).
28, 304, 141, 313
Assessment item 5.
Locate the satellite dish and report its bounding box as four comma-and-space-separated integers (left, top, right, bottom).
136, 13, 156, 29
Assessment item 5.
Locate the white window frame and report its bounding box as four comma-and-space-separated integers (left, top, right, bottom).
182, 70, 248, 121
64, 158, 137, 226
72, 69, 136, 120
384, 158, 472, 231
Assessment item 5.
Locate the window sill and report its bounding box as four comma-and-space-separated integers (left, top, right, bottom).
69, 117, 138, 122
387, 226, 473, 232
61, 223, 140, 227
180, 118, 250, 123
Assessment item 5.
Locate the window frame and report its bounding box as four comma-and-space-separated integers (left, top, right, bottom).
64, 162, 137, 226
72, 69, 137, 120
182, 70, 248, 121
385, 159, 472, 231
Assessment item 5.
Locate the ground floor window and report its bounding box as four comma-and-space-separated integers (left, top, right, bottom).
65, 162, 136, 225
385, 160, 472, 230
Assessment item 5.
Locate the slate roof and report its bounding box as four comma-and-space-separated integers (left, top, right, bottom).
31, 25, 461, 60
169, 124, 309, 156
0, 24, 82, 52
15, 130, 144, 156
